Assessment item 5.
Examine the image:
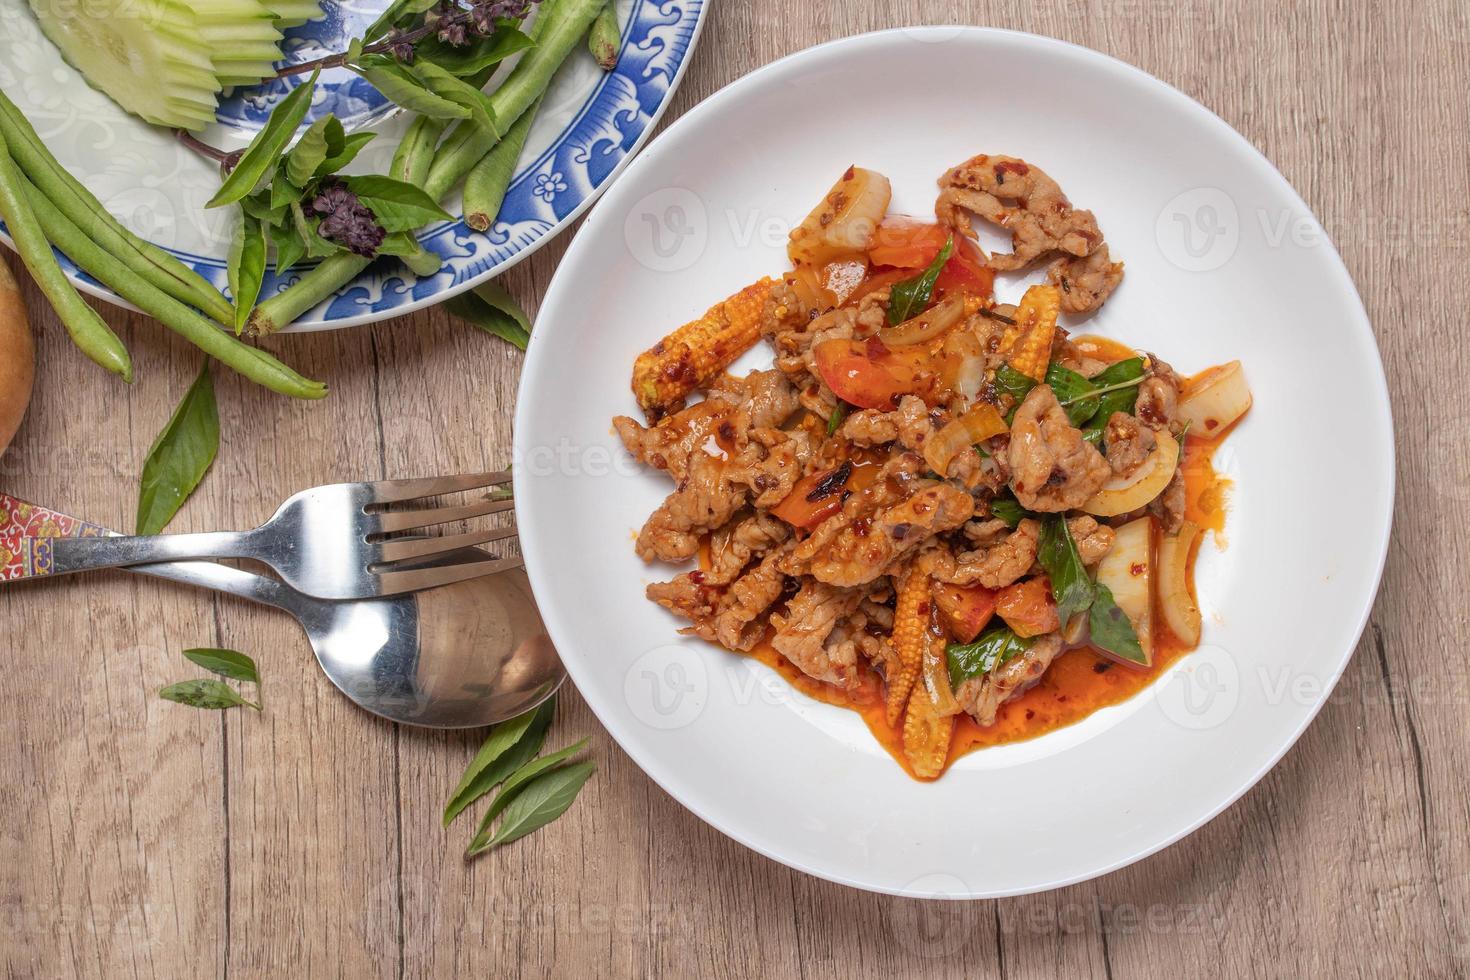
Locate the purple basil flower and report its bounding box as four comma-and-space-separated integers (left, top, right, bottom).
310, 181, 385, 257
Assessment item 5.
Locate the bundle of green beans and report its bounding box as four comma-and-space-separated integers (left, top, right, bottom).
0, 91, 327, 399
248, 0, 607, 336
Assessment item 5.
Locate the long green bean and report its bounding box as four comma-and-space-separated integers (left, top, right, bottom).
21, 174, 327, 399
587, 1, 620, 70
0, 126, 133, 381
463, 94, 543, 233
0, 92, 235, 325
425, 0, 605, 199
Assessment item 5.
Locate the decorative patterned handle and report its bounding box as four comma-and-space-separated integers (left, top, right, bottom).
0, 494, 110, 581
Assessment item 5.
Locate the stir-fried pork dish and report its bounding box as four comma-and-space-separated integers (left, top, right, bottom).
615, 155, 1252, 778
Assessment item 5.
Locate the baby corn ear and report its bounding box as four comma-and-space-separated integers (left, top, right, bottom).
885, 568, 931, 727
631, 277, 783, 419
903, 681, 956, 780
999, 283, 1060, 381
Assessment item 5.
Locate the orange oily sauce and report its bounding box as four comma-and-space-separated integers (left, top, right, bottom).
732, 358, 1241, 780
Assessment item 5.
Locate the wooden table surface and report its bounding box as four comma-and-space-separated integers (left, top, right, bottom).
3, 1, 1466, 976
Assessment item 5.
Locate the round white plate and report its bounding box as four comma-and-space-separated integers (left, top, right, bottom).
514, 27, 1394, 898
0, 0, 706, 331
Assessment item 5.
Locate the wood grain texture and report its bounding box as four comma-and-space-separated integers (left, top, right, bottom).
2, 0, 1466, 976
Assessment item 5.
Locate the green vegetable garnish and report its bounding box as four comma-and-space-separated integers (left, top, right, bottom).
993, 363, 1037, 405
987, 495, 1033, 528
947, 626, 1034, 690
1077, 357, 1146, 434
887, 235, 953, 325
1045, 363, 1100, 426
1037, 515, 1094, 625
1089, 584, 1148, 666
136, 360, 219, 536
827, 400, 850, 436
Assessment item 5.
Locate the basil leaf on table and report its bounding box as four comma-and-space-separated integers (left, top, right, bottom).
136, 361, 219, 536
467, 737, 592, 854
445, 281, 532, 351
471, 761, 597, 852
1045, 363, 1099, 426
285, 116, 333, 187
443, 696, 555, 826
207, 71, 319, 208
887, 235, 953, 325
1037, 515, 1094, 624
160, 679, 260, 711
343, 175, 452, 232
183, 648, 260, 684
1089, 584, 1148, 666
947, 626, 1033, 690
227, 214, 267, 334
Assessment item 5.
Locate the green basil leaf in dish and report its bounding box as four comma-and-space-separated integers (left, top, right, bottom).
1045, 363, 1099, 426
1089, 583, 1148, 667
342, 175, 453, 232
1037, 515, 1095, 625
207, 71, 320, 208
354, 63, 473, 120
1078, 356, 1146, 432
992, 362, 1037, 406
285, 116, 333, 188
136, 360, 219, 536
887, 235, 953, 325
227, 214, 267, 335
316, 131, 377, 179
947, 626, 1033, 691
987, 494, 1034, 528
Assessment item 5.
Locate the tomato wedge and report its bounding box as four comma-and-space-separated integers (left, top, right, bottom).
995, 577, 1060, 638
933, 582, 998, 643
771, 465, 850, 528
868, 218, 948, 269
813, 335, 923, 410
935, 238, 994, 298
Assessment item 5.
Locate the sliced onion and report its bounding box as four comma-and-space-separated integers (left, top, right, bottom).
1179, 360, 1252, 437
879, 295, 965, 346
788, 167, 893, 266
1094, 516, 1153, 666
785, 267, 835, 316
1081, 429, 1179, 517
924, 404, 1008, 477
1157, 520, 1203, 645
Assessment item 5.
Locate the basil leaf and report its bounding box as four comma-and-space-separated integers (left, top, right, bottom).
472, 761, 596, 852
414, 26, 535, 76
378, 232, 442, 276
240, 191, 287, 226
1082, 428, 1104, 447
227, 214, 266, 335
291, 202, 339, 258
443, 696, 555, 826
409, 60, 500, 136
445, 281, 532, 351
826, 400, 849, 436
182, 648, 260, 684
316, 131, 376, 178
1045, 363, 1098, 426
1037, 515, 1094, 624
343, 175, 452, 232
285, 116, 333, 187
356, 63, 472, 120
207, 71, 319, 208
947, 626, 1033, 690
1089, 584, 1148, 666
993, 363, 1037, 405
1080, 357, 1145, 432
467, 738, 591, 854
136, 361, 219, 536
362, 0, 438, 43
160, 679, 259, 711
887, 235, 953, 325
270, 168, 305, 212
270, 220, 306, 275
987, 495, 1033, 528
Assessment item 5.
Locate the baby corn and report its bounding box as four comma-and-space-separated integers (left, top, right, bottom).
632, 277, 779, 419
885, 568, 931, 726
903, 681, 956, 780
1000, 283, 1060, 381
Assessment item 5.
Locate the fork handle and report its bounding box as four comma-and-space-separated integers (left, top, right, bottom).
43, 530, 261, 578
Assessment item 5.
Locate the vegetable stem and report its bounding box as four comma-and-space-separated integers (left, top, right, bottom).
0, 91, 235, 324
1057, 375, 1145, 407
20, 174, 326, 399
587, 1, 620, 70
0, 126, 133, 381
463, 94, 543, 232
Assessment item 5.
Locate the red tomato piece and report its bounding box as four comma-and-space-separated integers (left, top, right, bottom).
933, 582, 998, 643
813, 336, 922, 410
771, 467, 849, 528
995, 578, 1060, 638
868, 218, 948, 269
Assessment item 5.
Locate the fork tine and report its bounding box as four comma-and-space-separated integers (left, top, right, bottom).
367, 471, 513, 505
374, 555, 526, 595
374, 524, 519, 565
374, 497, 514, 533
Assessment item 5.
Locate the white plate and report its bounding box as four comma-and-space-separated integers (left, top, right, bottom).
0, 0, 706, 330
514, 27, 1394, 897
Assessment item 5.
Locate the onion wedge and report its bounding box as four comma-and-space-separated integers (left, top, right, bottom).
924, 403, 1008, 477
1157, 520, 1203, 645
1094, 517, 1153, 665
1082, 429, 1180, 517
1179, 360, 1251, 436
879, 294, 965, 346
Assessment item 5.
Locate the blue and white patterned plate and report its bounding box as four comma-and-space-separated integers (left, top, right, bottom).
0, 0, 706, 331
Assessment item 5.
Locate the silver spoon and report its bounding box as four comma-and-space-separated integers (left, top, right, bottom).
6, 501, 563, 728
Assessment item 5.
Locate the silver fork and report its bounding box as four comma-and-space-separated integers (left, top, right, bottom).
17, 472, 519, 599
